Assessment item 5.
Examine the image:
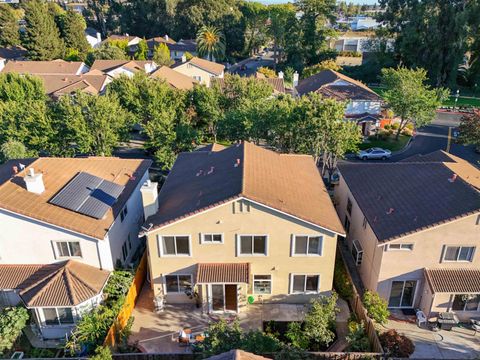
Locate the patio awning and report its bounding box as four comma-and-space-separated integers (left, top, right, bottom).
425, 268, 480, 294
196, 263, 250, 284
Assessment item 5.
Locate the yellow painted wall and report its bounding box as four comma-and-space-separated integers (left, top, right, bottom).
146, 199, 339, 307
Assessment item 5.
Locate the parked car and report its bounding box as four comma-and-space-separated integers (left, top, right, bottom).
358, 147, 392, 160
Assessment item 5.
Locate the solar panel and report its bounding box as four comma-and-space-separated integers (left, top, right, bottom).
50, 172, 125, 219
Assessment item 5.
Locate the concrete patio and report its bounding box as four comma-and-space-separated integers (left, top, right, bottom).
384, 317, 480, 359
129, 285, 308, 353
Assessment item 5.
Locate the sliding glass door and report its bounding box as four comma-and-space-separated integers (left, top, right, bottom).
388, 280, 417, 308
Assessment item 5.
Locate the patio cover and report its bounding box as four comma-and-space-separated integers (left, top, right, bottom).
425, 268, 480, 294
196, 263, 250, 284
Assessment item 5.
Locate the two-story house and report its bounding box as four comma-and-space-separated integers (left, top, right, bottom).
171, 57, 224, 88
334, 151, 480, 321
295, 70, 383, 136
143, 142, 344, 314
0, 157, 155, 339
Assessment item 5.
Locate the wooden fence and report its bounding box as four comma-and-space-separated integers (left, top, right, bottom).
337, 246, 384, 354
112, 352, 386, 360
104, 252, 149, 347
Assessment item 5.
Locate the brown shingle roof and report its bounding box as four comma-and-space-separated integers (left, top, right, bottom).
147, 36, 177, 47
0, 261, 110, 307
338, 155, 480, 243
2, 60, 86, 75
197, 263, 250, 284
207, 350, 269, 360
296, 69, 381, 101
35, 74, 109, 97
90, 60, 155, 73
150, 66, 197, 90
0, 157, 151, 240
425, 268, 480, 294
147, 142, 344, 235
173, 57, 224, 76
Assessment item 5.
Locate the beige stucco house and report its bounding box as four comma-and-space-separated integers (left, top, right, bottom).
172, 57, 224, 87
144, 142, 344, 314
334, 151, 480, 321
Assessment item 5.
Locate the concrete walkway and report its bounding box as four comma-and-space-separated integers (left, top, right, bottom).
328, 298, 351, 352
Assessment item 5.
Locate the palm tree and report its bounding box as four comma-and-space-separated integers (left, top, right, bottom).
196, 25, 226, 62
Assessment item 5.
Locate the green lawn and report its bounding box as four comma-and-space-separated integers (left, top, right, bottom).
369, 86, 480, 108
359, 134, 411, 152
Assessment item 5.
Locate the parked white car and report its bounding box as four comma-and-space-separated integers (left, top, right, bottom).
358, 147, 392, 160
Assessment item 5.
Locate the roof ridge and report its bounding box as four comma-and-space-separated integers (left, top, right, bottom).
64, 264, 79, 305
67, 262, 101, 296
22, 263, 64, 305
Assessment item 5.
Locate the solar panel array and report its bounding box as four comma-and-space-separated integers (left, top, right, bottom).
50, 172, 125, 219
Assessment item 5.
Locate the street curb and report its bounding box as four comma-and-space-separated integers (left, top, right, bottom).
391, 135, 415, 156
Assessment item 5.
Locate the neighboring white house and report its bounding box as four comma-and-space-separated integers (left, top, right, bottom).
295, 69, 383, 135
85, 27, 102, 48
90, 60, 158, 78
172, 56, 224, 87
350, 16, 381, 31
0, 157, 154, 271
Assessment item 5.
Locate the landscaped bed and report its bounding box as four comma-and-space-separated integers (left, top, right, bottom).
359, 134, 411, 152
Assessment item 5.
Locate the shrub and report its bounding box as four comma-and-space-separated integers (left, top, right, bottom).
0, 307, 29, 354
91, 346, 112, 360
302, 60, 342, 78
362, 291, 389, 325
379, 329, 415, 358
1, 140, 29, 162
303, 294, 339, 350
383, 124, 391, 130
391, 122, 400, 130
333, 255, 354, 300
346, 320, 370, 352
405, 123, 414, 130
257, 66, 276, 78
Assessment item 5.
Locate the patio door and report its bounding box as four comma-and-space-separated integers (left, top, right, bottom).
388, 280, 417, 308
209, 284, 238, 312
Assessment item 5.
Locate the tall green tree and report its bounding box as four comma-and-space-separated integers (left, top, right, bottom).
240, 2, 268, 56
22, 0, 64, 60
379, 0, 473, 87
381, 67, 449, 139
296, 0, 337, 66
86, 43, 127, 66
50, 92, 131, 156
0, 4, 20, 47
57, 10, 91, 61
0, 73, 54, 155
268, 4, 296, 68
108, 73, 196, 168
152, 43, 173, 66
196, 25, 226, 61
134, 39, 149, 60
83, 0, 122, 37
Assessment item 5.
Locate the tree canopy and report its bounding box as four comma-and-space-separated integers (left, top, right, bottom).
0, 4, 20, 47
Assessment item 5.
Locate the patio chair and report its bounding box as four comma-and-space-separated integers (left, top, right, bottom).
416, 310, 427, 327
471, 319, 480, 336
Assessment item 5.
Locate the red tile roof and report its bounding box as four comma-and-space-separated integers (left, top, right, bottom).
0, 261, 110, 307
196, 263, 250, 284
425, 268, 480, 294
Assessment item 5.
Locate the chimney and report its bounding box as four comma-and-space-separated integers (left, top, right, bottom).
165, 34, 169, 41
278, 71, 284, 79
140, 179, 159, 220
181, 54, 187, 63
96, 32, 102, 43
293, 71, 299, 87
24, 168, 45, 194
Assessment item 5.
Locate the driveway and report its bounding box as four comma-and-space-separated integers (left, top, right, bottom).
385, 319, 480, 359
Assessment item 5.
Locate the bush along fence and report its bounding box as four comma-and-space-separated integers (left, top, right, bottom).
105, 252, 148, 347
335, 246, 384, 354
65, 252, 148, 355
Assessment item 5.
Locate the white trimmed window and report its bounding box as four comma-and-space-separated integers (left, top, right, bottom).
253, 275, 272, 294
452, 294, 480, 311
292, 235, 323, 256
238, 235, 268, 256
290, 274, 320, 294
43, 308, 74, 325
55, 241, 82, 258
165, 274, 192, 293
193, 75, 202, 82
387, 243, 414, 251
159, 235, 191, 256
352, 240, 363, 266
443, 246, 475, 262
201, 233, 223, 244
